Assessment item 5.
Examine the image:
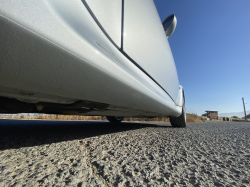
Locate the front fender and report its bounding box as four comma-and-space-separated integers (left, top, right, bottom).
175, 85, 184, 107
173, 85, 185, 117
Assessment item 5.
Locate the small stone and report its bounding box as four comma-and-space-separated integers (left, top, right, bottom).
214, 181, 224, 186
242, 179, 250, 184
70, 177, 81, 184
12, 181, 22, 187
81, 182, 88, 187
231, 168, 241, 174
2, 166, 10, 174
95, 179, 102, 185
0, 180, 5, 187
216, 172, 225, 178
16, 171, 26, 179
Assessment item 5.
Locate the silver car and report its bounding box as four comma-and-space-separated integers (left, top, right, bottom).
0, 0, 186, 127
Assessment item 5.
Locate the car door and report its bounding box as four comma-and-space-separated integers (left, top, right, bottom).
84, 0, 179, 102
84, 0, 122, 48
123, 0, 180, 101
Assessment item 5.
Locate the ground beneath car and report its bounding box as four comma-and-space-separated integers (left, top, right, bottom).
0, 120, 249, 186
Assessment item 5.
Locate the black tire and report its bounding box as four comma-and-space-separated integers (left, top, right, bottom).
106, 116, 124, 123
170, 91, 186, 128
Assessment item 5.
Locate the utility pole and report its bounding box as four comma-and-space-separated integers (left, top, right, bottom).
242, 97, 247, 121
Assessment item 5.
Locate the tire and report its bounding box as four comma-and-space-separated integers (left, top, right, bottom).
106, 116, 124, 123
170, 91, 186, 128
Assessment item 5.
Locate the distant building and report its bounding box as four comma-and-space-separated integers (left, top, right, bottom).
205, 111, 218, 120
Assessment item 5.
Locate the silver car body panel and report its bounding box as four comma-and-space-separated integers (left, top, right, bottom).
0, 0, 183, 117
123, 0, 179, 101
85, 0, 122, 48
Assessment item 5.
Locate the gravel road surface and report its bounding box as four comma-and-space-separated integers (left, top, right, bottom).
0, 119, 249, 187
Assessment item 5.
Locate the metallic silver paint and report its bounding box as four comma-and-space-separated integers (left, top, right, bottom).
85, 0, 122, 47
123, 0, 180, 101
175, 86, 184, 108
0, 0, 183, 117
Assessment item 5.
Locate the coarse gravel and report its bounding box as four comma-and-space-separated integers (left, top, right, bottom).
0, 119, 250, 187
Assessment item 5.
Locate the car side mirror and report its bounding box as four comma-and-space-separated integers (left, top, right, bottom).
162, 14, 177, 37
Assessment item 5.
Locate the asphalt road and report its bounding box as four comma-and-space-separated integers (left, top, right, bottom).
0, 119, 249, 187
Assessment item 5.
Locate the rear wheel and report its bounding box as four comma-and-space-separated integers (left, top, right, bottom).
170, 92, 186, 128
106, 116, 124, 123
